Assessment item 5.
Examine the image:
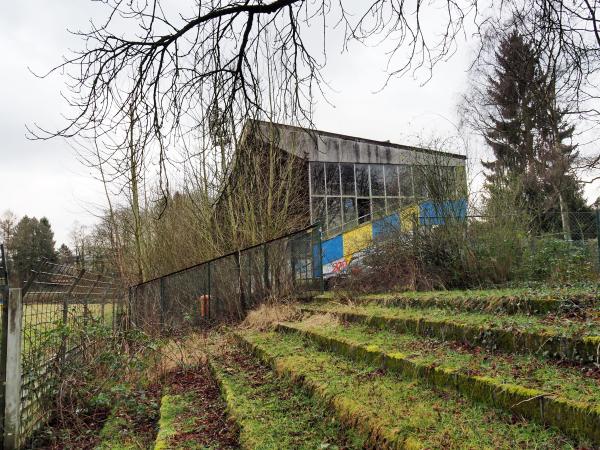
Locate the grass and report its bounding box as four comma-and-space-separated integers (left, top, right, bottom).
210, 337, 365, 449
321, 286, 600, 302
289, 317, 600, 404
321, 286, 599, 315
95, 383, 160, 450
305, 302, 600, 337
154, 393, 203, 450
241, 329, 581, 449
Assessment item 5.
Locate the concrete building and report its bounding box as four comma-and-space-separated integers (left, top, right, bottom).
250, 120, 467, 236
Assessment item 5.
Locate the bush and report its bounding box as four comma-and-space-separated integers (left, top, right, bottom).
518, 237, 596, 283
333, 217, 597, 294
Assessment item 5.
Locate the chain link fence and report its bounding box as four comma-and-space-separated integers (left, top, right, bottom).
129, 225, 323, 335
0, 255, 125, 449
0, 245, 9, 448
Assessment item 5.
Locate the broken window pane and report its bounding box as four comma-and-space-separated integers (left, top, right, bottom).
310, 162, 325, 196
340, 163, 355, 196
326, 163, 340, 196
357, 198, 371, 223
370, 165, 384, 196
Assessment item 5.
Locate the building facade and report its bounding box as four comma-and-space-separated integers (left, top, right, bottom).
252, 121, 467, 236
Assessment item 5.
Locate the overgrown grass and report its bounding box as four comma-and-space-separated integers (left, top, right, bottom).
210, 337, 365, 449
291, 317, 600, 403
241, 330, 580, 449
306, 302, 600, 336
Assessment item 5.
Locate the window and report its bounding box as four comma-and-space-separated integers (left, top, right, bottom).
355, 164, 370, 197
311, 197, 326, 224
372, 198, 386, 218
398, 165, 413, 197
340, 164, 355, 196
386, 197, 401, 213
326, 163, 340, 196
310, 163, 325, 196
357, 198, 371, 223
342, 197, 357, 227
413, 166, 428, 198
327, 197, 342, 230
370, 165, 384, 196
385, 166, 399, 196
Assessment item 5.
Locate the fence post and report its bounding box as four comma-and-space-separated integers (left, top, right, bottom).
4, 288, 22, 450
0, 284, 8, 447
263, 244, 269, 292
318, 226, 325, 293
207, 262, 212, 320
596, 209, 600, 271
159, 278, 165, 333
236, 251, 246, 314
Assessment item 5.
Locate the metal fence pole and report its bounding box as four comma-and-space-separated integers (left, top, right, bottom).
207, 262, 211, 320
159, 278, 166, 333
0, 284, 8, 448
596, 208, 600, 270
263, 244, 269, 292
4, 288, 22, 450
318, 226, 325, 293
236, 251, 246, 313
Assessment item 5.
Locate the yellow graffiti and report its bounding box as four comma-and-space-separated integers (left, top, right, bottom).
343, 222, 373, 263
400, 204, 419, 232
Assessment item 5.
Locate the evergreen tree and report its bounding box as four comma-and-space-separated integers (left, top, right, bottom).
57, 243, 74, 265
483, 30, 586, 235
12, 216, 57, 285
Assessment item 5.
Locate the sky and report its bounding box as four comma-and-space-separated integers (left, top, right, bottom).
1, 1, 598, 247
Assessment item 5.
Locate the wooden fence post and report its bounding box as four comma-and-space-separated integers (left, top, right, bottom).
4, 288, 23, 450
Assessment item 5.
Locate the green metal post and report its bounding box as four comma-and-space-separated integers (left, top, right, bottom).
318, 226, 325, 293
595, 209, 600, 272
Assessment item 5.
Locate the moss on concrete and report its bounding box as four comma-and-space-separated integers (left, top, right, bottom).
302, 304, 600, 364
209, 348, 365, 449
236, 330, 579, 449
278, 322, 600, 446
317, 287, 599, 315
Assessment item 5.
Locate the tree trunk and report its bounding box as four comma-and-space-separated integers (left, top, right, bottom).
558, 191, 571, 241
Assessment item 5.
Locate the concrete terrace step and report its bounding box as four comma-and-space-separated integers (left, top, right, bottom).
236, 329, 580, 449
317, 287, 599, 315
277, 320, 600, 445
302, 304, 600, 364
153, 366, 239, 450
209, 337, 365, 449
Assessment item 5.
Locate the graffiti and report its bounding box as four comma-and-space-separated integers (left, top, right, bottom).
332, 259, 348, 273
319, 199, 468, 278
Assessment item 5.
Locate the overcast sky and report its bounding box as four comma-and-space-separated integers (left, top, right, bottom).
1, 1, 598, 247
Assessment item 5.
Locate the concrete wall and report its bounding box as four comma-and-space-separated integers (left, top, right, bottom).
255, 121, 466, 167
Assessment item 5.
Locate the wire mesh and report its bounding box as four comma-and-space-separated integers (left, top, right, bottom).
0, 244, 8, 443
130, 225, 323, 335
17, 260, 124, 445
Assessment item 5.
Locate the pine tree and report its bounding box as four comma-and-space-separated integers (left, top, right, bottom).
11, 216, 57, 285
483, 30, 586, 235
